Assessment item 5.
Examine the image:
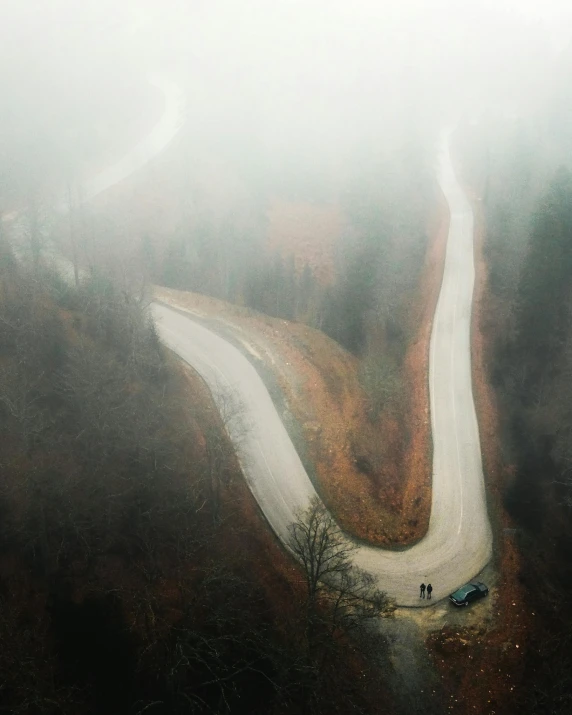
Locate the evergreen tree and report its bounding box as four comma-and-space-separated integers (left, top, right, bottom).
513, 167, 572, 390
322, 246, 378, 354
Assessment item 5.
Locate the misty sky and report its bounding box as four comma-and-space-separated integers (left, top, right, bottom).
123, 0, 571, 125
2, 0, 570, 96
1, 0, 572, 203
2, 0, 570, 113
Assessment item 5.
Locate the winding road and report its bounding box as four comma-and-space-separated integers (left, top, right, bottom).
56, 74, 493, 607
151, 133, 493, 607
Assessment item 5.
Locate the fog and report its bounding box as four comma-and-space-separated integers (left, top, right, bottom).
4, 4, 572, 711
1, 0, 570, 213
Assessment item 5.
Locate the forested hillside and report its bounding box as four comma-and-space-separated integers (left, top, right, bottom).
455, 47, 572, 709
0, 237, 393, 714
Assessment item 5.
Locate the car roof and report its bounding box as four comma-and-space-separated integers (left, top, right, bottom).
450, 584, 475, 599
451, 582, 488, 598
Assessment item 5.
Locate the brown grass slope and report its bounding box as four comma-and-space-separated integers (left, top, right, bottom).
155, 191, 447, 547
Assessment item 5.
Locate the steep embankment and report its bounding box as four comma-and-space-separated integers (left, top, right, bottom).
154, 185, 448, 548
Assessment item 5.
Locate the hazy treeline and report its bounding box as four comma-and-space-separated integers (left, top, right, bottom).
126, 103, 437, 436
148, 125, 435, 350
457, 45, 572, 712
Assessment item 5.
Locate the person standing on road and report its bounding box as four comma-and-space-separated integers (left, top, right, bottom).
420, 583, 426, 599
427, 583, 433, 600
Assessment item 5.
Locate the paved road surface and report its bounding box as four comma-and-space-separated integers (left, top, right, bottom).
152, 135, 492, 606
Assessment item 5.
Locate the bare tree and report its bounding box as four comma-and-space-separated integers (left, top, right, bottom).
289, 497, 393, 654
0, 363, 48, 452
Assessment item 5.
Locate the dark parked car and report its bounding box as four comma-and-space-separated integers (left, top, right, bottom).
449, 582, 489, 607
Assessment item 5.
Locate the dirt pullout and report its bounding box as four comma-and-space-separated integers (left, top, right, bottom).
155, 185, 450, 549
424, 148, 530, 715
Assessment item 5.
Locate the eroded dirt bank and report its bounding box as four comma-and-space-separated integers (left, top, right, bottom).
154, 189, 448, 547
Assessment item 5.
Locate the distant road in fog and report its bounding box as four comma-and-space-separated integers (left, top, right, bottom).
83, 74, 185, 202
3, 74, 185, 242
78, 76, 491, 606
152, 136, 492, 607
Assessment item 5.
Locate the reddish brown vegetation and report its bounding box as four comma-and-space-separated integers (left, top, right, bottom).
155, 286, 395, 541
156, 186, 450, 548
